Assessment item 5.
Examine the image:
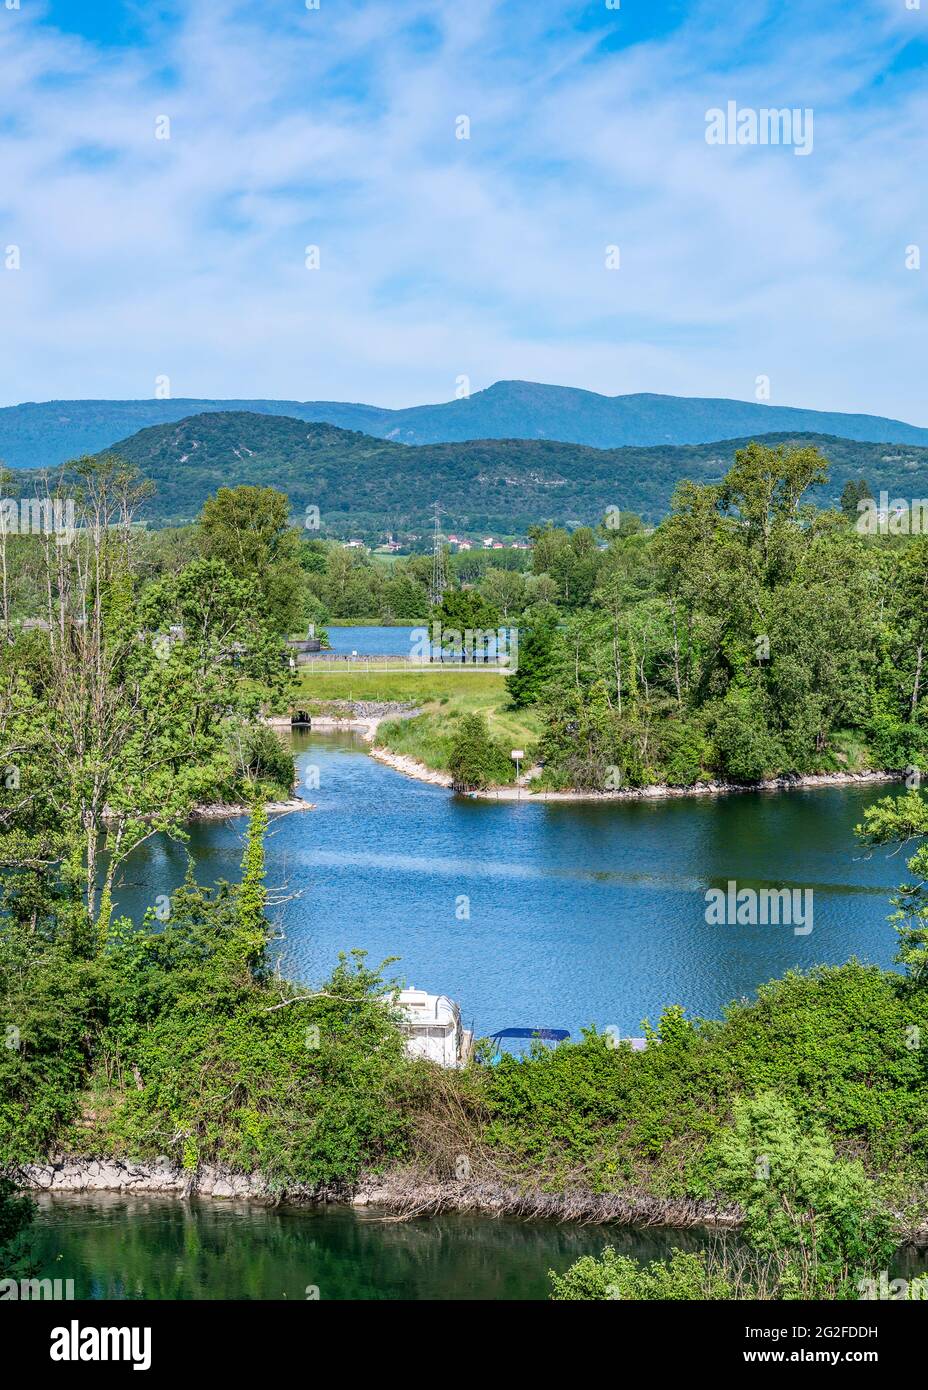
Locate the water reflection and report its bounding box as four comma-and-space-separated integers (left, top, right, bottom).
114, 730, 905, 1038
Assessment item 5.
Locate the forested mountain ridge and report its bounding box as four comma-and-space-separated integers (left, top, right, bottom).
353, 379, 928, 450
2, 379, 928, 470
83, 410, 928, 533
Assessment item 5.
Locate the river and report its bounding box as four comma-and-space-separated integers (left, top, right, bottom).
43, 713, 913, 1300
116, 729, 903, 1039
29, 1194, 718, 1300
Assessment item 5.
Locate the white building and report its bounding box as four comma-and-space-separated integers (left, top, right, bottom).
391, 987, 473, 1068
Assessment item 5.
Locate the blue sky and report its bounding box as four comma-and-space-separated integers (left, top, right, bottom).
0, 0, 926, 420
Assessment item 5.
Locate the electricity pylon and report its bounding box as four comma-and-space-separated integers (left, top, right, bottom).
429, 501, 447, 608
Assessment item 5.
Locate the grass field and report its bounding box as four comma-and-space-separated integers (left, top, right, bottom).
293, 667, 541, 774
323, 616, 425, 626
295, 667, 507, 703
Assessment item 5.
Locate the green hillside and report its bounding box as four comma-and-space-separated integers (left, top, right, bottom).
3, 381, 928, 470
73, 410, 928, 535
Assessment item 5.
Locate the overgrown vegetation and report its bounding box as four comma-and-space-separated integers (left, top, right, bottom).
5, 441, 928, 1303
4, 794, 928, 1292
517, 442, 927, 789
365, 441, 928, 790
548, 1094, 899, 1301
0, 803, 423, 1189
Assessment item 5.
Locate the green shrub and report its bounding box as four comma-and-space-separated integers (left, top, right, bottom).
550, 1247, 734, 1301
447, 713, 512, 791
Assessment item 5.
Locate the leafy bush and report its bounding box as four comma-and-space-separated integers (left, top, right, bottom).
715, 1093, 895, 1297
711, 693, 787, 782
227, 723, 295, 801
447, 713, 512, 791
550, 1247, 734, 1301
483, 963, 928, 1194
655, 719, 710, 786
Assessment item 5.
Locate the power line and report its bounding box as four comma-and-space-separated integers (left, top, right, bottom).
429, 501, 447, 607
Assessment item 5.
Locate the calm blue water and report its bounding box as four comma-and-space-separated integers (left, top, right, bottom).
326, 625, 418, 655
323, 625, 504, 661
113, 731, 906, 1040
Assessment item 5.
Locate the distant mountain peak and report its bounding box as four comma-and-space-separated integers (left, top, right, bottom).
0, 381, 925, 471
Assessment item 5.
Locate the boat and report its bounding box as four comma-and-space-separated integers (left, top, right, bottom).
485, 1027, 570, 1060
392, 987, 474, 1068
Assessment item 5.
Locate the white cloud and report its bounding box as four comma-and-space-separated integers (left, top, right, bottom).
0, 0, 925, 421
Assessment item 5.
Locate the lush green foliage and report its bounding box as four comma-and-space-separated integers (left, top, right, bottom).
0, 810, 421, 1189
524, 443, 928, 788
550, 1246, 735, 1300
549, 1092, 895, 1301
482, 963, 928, 1195
858, 789, 928, 984
199, 485, 309, 636
58, 410, 928, 537
716, 1092, 894, 1295
447, 714, 513, 791
0, 465, 298, 954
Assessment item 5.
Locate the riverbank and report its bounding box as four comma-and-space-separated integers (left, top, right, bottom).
9, 1157, 739, 1231
365, 732, 905, 802
466, 768, 907, 802
272, 700, 907, 801
189, 796, 313, 820
15, 1157, 928, 1245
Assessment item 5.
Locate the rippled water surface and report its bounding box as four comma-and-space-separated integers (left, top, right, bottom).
114, 730, 906, 1038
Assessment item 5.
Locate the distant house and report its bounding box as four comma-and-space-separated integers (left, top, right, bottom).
456, 540, 472, 551
344, 538, 365, 549
482, 536, 495, 548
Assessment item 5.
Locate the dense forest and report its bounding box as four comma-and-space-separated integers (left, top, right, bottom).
5, 379, 928, 471
26, 409, 928, 538
509, 442, 928, 788
365, 440, 928, 791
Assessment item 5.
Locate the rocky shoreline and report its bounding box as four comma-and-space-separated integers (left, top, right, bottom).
189, 796, 313, 820
467, 767, 907, 803
368, 744, 453, 786
11, 1158, 740, 1231
365, 744, 905, 802
17, 1157, 928, 1244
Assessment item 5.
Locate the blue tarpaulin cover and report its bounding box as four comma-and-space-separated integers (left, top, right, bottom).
489, 1028, 570, 1042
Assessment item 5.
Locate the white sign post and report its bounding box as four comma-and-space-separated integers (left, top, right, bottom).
511, 749, 524, 800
